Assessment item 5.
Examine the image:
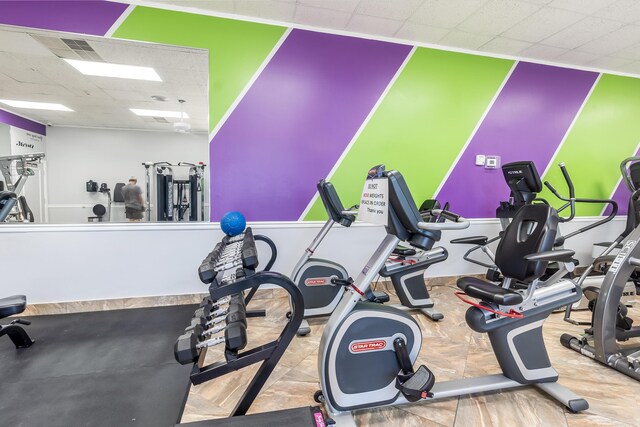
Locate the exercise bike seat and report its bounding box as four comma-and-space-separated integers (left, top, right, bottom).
457, 277, 523, 306
0, 295, 27, 319
393, 246, 417, 256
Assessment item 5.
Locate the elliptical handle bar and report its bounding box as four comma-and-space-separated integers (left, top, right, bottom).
561, 198, 618, 241
543, 163, 576, 223
417, 209, 470, 231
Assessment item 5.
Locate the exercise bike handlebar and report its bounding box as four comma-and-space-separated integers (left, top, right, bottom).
417, 209, 470, 231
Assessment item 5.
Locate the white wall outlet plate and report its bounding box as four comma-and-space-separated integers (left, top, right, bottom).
475, 154, 486, 166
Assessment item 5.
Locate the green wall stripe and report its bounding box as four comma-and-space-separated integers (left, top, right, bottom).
303, 47, 514, 220
540, 73, 640, 216
112, 6, 286, 132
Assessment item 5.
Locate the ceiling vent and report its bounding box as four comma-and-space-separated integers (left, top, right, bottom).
31, 35, 104, 61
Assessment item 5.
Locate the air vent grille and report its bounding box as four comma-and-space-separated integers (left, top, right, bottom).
30, 35, 104, 61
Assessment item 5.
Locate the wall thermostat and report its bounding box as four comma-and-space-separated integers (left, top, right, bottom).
485, 155, 501, 169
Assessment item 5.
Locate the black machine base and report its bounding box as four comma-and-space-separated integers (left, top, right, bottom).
175, 406, 325, 426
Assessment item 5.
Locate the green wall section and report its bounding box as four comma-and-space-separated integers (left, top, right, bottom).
541, 74, 640, 216
113, 6, 286, 132
304, 48, 514, 220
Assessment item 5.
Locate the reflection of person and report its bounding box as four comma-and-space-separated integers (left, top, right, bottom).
122, 176, 144, 222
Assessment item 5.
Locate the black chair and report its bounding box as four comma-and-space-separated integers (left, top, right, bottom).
0, 295, 34, 348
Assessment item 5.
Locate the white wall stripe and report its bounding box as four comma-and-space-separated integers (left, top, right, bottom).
600, 141, 640, 216
431, 61, 518, 198
540, 73, 602, 179
207, 27, 292, 143
297, 46, 418, 221
108, 0, 640, 82
104, 4, 135, 38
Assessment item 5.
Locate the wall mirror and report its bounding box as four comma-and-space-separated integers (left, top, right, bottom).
0, 24, 209, 224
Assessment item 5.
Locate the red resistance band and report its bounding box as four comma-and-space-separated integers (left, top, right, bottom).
387, 257, 417, 265
454, 292, 524, 319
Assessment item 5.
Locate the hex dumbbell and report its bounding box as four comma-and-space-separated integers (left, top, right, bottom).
174, 321, 247, 365
187, 305, 247, 336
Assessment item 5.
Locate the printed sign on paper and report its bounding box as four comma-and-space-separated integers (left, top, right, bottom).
358, 177, 388, 226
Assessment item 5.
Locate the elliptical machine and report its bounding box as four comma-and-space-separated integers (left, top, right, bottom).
561, 157, 640, 380
315, 167, 587, 425
292, 179, 449, 335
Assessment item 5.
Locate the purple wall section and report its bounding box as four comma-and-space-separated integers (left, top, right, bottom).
0, 108, 46, 135
0, 1, 128, 36
210, 29, 412, 221
436, 62, 598, 218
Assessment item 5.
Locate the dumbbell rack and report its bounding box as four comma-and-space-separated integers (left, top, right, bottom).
181, 227, 304, 417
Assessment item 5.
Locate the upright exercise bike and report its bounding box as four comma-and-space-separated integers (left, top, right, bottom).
315, 168, 587, 425
292, 179, 448, 335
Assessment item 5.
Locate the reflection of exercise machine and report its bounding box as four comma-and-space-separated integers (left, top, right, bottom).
314, 168, 588, 425
86, 180, 112, 222
0, 153, 44, 222
142, 161, 206, 222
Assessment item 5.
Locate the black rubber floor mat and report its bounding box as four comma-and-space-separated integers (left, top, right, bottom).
0, 305, 197, 427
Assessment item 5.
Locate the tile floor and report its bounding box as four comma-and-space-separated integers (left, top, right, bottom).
180, 279, 640, 427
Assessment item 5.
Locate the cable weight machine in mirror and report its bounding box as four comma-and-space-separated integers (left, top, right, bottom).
142, 161, 206, 222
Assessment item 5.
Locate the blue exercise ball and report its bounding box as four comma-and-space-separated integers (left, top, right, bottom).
221, 211, 246, 236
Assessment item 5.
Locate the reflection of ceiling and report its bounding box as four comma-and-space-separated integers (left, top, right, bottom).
146, 0, 640, 76
0, 25, 209, 132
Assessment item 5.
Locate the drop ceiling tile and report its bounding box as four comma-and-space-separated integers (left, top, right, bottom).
439, 29, 494, 50
554, 49, 601, 65
541, 16, 624, 49
519, 43, 568, 60
234, 0, 296, 22
576, 25, 640, 55
479, 37, 532, 55
395, 22, 449, 43
297, 0, 360, 13
610, 43, 640, 61
293, 5, 351, 29
593, 0, 640, 24
458, 0, 541, 35
355, 0, 423, 21
0, 32, 55, 57
501, 7, 585, 43
347, 14, 405, 37
149, 0, 236, 14
550, 0, 617, 14
616, 60, 640, 75
410, 0, 488, 29
586, 55, 632, 70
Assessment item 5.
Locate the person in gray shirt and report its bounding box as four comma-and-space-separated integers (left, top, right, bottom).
122, 176, 144, 221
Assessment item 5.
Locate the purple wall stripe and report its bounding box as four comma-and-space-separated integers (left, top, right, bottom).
210, 29, 412, 221
0, 1, 128, 36
436, 62, 598, 218
0, 108, 46, 135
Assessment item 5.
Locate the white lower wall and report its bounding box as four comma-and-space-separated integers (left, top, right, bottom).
0, 216, 626, 304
